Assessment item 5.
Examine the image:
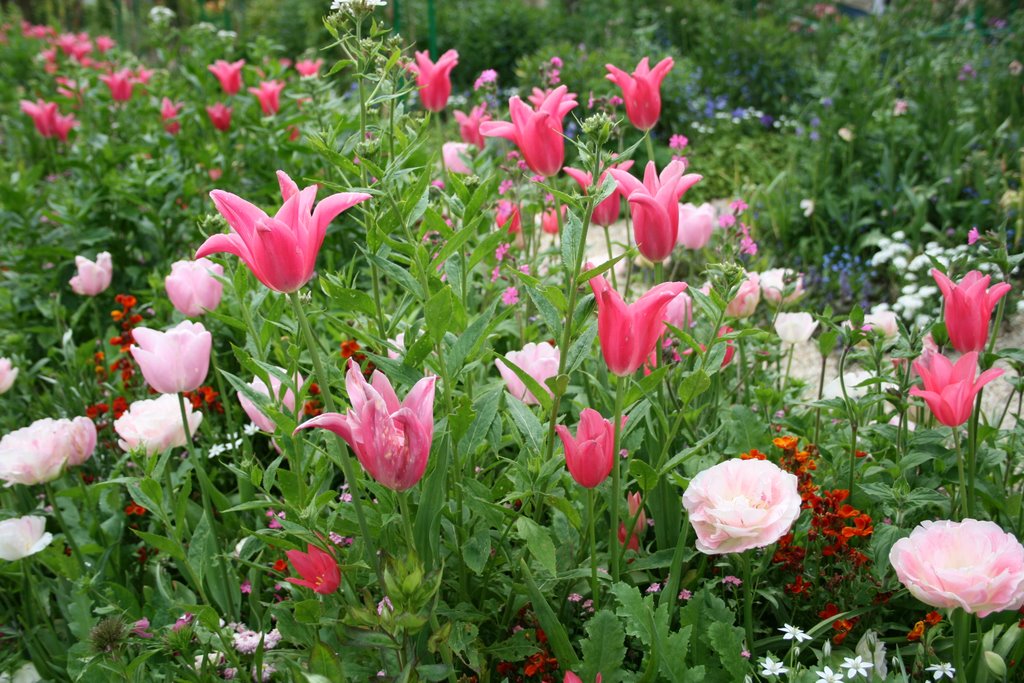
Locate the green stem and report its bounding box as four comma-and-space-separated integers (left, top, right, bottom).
587, 488, 599, 610
44, 482, 85, 573
398, 492, 417, 556
610, 374, 625, 583
783, 344, 795, 394
643, 131, 656, 166
967, 391, 982, 519
602, 225, 618, 290
953, 427, 967, 520
742, 552, 755, 657
953, 608, 971, 683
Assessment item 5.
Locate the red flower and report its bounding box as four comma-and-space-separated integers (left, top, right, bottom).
285, 544, 341, 594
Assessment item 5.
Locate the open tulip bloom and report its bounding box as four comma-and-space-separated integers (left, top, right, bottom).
480, 85, 577, 178
196, 170, 371, 293
285, 543, 341, 594
909, 351, 1003, 427
605, 56, 674, 131
608, 160, 702, 262
932, 268, 1011, 353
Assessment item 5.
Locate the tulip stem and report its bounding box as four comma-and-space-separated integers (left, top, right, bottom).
398, 492, 417, 556
783, 344, 795, 394
643, 131, 656, 167
610, 374, 625, 584
586, 488, 599, 609
967, 391, 983, 519
953, 607, 970, 683
287, 291, 384, 585
602, 226, 618, 290
742, 552, 755, 658
953, 427, 967, 520
44, 482, 86, 573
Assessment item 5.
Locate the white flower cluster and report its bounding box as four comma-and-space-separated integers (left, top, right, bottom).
330, 0, 388, 12
206, 425, 257, 458
148, 6, 175, 25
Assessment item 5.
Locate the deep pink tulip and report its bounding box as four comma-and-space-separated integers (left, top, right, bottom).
20, 99, 57, 137
133, 67, 154, 86
285, 544, 340, 594
249, 80, 285, 116
541, 205, 565, 235
294, 59, 323, 78
165, 258, 224, 317
609, 161, 702, 262
95, 35, 115, 53
161, 97, 182, 135
69, 252, 112, 296
556, 408, 624, 488
910, 351, 1003, 427
605, 57, 674, 131
99, 68, 134, 101
409, 49, 459, 112
51, 112, 77, 142
130, 321, 212, 394
295, 360, 436, 491
453, 103, 490, 148
208, 59, 245, 95
206, 103, 233, 131
590, 275, 687, 375
932, 269, 1011, 353
196, 170, 371, 293
563, 159, 634, 228
480, 86, 578, 178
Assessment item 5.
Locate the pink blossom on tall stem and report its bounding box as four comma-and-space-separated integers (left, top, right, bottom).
130, 321, 212, 394
51, 112, 77, 142
932, 269, 1011, 353
408, 49, 459, 112
99, 68, 134, 101
20, 99, 57, 137
605, 57, 674, 131
249, 80, 285, 116
196, 170, 371, 293
208, 59, 245, 95
909, 351, 1003, 427
206, 103, 233, 132
442, 142, 473, 174
164, 258, 224, 317
563, 159, 635, 228
608, 160, 702, 262
294, 58, 323, 78
453, 103, 490, 148
676, 203, 716, 249
590, 275, 687, 376
294, 360, 436, 491
69, 252, 112, 296
556, 408, 624, 488
725, 272, 760, 318
480, 86, 578, 177
161, 98, 183, 135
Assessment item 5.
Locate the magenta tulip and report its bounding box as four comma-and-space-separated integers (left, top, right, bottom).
130, 321, 212, 394
249, 80, 285, 116
20, 99, 58, 137
590, 275, 687, 376
556, 408, 624, 488
285, 544, 340, 594
196, 170, 371, 293
563, 159, 634, 228
161, 97, 183, 135
208, 59, 245, 95
605, 57, 674, 131
206, 103, 233, 132
932, 269, 1011, 353
480, 86, 578, 177
295, 360, 436, 491
453, 103, 490, 148
609, 161, 702, 262
99, 68, 134, 101
909, 351, 1003, 427
409, 49, 459, 112
294, 59, 323, 78
165, 258, 224, 317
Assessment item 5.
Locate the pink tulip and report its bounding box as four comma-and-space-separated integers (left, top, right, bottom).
527, 87, 553, 109
208, 59, 245, 95
294, 59, 323, 78
99, 68, 134, 101
409, 49, 459, 112
95, 35, 115, 53
590, 275, 687, 376
51, 112, 78, 142
909, 351, 1003, 427
295, 360, 436, 491
605, 57, 674, 131
249, 80, 285, 116
20, 99, 57, 137
676, 203, 716, 249
0, 516, 53, 561
563, 160, 635, 228
196, 170, 371, 293
133, 67, 154, 86
760, 268, 804, 305
541, 205, 565, 235
0, 416, 97, 486
69, 252, 112, 296
725, 271, 760, 318
480, 86, 578, 177
932, 269, 1011, 353
165, 258, 224, 317
442, 142, 473, 174
0, 358, 17, 395
238, 369, 303, 433
556, 408, 623, 488
206, 103, 233, 131
161, 97, 182, 135
664, 290, 693, 331
608, 160, 702, 262
618, 492, 647, 549
130, 321, 212, 394
115, 394, 203, 455
453, 103, 490, 148
285, 544, 340, 594
495, 342, 560, 405
495, 200, 522, 235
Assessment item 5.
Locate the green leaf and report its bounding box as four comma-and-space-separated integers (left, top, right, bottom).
515, 517, 557, 576
579, 610, 626, 683
309, 643, 345, 680
523, 285, 563, 337
187, 512, 215, 593
519, 560, 579, 668
294, 599, 323, 624
708, 621, 746, 679
566, 320, 599, 375
504, 394, 545, 454
460, 387, 502, 456
561, 210, 583, 273
446, 301, 496, 378
131, 529, 185, 562
462, 531, 491, 575
870, 524, 910, 581
424, 286, 453, 343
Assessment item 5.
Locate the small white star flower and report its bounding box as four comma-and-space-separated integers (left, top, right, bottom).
779, 624, 812, 642
243, 422, 260, 436
926, 662, 956, 680
841, 655, 873, 679
816, 667, 844, 683
760, 656, 788, 677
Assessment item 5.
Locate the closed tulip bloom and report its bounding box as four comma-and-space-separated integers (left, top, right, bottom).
609, 160, 702, 262
774, 312, 818, 345
495, 342, 560, 405
249, 80, 285, 116
285, 544, 340, 594
909, 351, 1003, 427
0, 416, 97, 486
99, 68, 134, 101
563, 159, 634, 228
481, 86, 578, 177
20, 99, 58, 137
206, 103, 233, 132
618, 491, 647, 549
495, 200, 522, 235
130, 320, 212, 394
95, 35, 115, 53
409, 49, 459, 112
760, 268, 804, 305
556, 408, 623, 488
69, 252, 113, 296
605, 57, 674, 131
864, 310, 899, 339
165, 258, 224, 317
161, 97, 183, 135
197, 170, 371, 293
238, 369, 303, 433
677, 203, 716, 250
294, 58, 323, 78
208, 59, 245, 95
664, 290, 693, 331
725, 271, 760, 318
442, 142, 473, 174
295, 360, 436, 491
115, 394, 203, 455
541, 205, 565, 235
0, 359, 18, 394
453, 103, 490, 148
0, 516, 53, 561
590, 275, 687, 376
932, 269, 1011, 353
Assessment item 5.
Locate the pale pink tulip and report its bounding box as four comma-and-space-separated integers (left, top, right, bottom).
238, 369, 303, 433
676, 203, 716, 250
69, 252, 112, 296
165, 259, 224, 317
130, 321, 212, 394
115, 394, 202, 455
0, 516, 53, 561
0, 417, 96, 486
495, 342, 560, 405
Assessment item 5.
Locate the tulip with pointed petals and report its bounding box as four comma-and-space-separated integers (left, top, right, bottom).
480, 86, 577, 177
590, 275, 687, 376
285, 544, 340, 594
563, 159, 634, 228
677, 203, 716, 249
556, 408, 623, 488
609, 161, 702, 262
294, 59, 323, 78
161, 97, 183, 135
196, 170, 371, 293
605, 57, 674, 131
20, 99, 57, 137
99, 68, 134, 101
295, 360, 436, 491
408, 49, 458, 112
208, 59, 245, 95
909, 351, 1003, 427
453, 103, 490, 148
206, 103, 232, 131
249, 80, 285, 116
932, 269, 1011, 353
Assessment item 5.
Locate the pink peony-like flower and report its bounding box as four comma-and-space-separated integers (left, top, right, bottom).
682, 458, 801, 555
69, 252, 112, 296
115, 394, 203, 455
0, 516, 53, 561
725, 271, 760, 318
0, 416, 97, 486
889, 519, 1024, 617
495, 342, 560, 405
238, 369, 303, 433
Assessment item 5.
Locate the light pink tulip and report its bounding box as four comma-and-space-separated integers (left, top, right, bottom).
676, 203, 716, 250
0, 416, 96, 486
165, 258, 224, 317
130, 321, 212, 394
663, 290, 693, 331
563, 160, 634, 228
295, 360, 436, 491
249, 80, 285, 116
294, 59, 323, 78
442, 142, 473, 174
683, 458, 801, 554
890, 519, 1024, 617
480, 86, 578, 177
496, 342, 559, 405
208, 59, 245, 95
605, 57, 674, 131
206, 102, 233, 132
774, 312, 818, 345
932, 269, 1011, 353
99, 68, 134, 101
556, 408, 624, 488
238, 369, 303, 433
197, 170, 371, 293
69, 252, 112, 296
863, 310, 899, 339
909, 351, 1002, 427
409, 49, 459, 112
725, 271, 760, 318
590, 275, 687, 376
0, 358, 18, 394
760, 268, 804, 305
609, 161, 702, 262
115, 394, 202, 455
0, 516, 53, 561
453, 103, 490, 148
